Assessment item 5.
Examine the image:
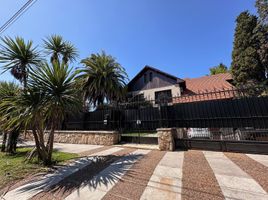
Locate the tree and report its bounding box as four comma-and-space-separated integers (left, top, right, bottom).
256, 0, 268, 25
0, 37, 41, 89
231, 11, 266, 86
77, 51, 128, 107
43, 35, 78, 64
255, 0, 268, 82
0, 82, 20, 153
0, 62, 81, 164
209, 63, 228, 75
30, 62, 81, 164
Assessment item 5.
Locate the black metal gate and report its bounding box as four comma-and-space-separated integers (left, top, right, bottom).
65, 87, 268, 153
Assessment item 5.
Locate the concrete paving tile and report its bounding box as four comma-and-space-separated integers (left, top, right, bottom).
216, 174, 267, 194
65, 187, 107, 200
246, 154, 268, 168
158, 151, 184, 168
140, 152, 184, 200
140, 186, 181, 200
148, 175, 182, 193
204, 151, 249, 178
153, 165, 183, 179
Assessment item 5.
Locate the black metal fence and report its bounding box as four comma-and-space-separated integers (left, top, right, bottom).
64, 87, 268, 145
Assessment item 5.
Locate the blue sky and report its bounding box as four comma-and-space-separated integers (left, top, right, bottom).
0, 0, 257, 82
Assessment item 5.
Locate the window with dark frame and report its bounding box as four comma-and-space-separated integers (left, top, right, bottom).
144, 74, 147, 83
155, 90, 172, 104
149, 72, 153, 82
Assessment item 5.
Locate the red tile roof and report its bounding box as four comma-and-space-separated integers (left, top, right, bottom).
184, 73, 233, 94
173, 73, 235, 103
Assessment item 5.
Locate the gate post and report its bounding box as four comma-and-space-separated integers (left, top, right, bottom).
157, 128, 176, 151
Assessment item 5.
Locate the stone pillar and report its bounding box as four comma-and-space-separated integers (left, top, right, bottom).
157, 128, 176, 151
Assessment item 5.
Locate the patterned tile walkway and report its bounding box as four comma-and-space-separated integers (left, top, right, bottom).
1, 147, 268, 200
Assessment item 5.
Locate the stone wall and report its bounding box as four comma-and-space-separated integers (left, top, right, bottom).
157, 128, 177, 151
25, 130, 119, 146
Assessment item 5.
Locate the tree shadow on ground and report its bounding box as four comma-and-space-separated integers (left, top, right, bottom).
13, 153, 142, 198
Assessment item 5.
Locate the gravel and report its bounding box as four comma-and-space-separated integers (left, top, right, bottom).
225, 152, 268, 193
102, 150, 166, 200
30, 147, 135, 200
78, 146, 112, 156
182, 150, 224, 200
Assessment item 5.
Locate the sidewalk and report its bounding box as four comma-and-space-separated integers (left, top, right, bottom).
1, 144, 268, 200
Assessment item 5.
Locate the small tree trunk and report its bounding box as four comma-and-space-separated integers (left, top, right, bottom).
1, 132, 7, 152
6, 131, 20, 154
30, 128, 48, 163
46, 124, 55, 165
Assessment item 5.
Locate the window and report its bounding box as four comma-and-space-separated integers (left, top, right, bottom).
155, 90, 172, 104
149, 72, 153, 82
144, 74, 147, 83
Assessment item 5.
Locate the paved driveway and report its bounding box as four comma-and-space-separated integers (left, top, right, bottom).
1, 144, 268, 200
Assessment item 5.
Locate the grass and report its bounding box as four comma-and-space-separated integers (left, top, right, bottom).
121, 132, 158, 137
0, 147, 78, 190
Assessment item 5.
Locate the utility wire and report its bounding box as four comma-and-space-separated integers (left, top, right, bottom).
0, 0, 37, 35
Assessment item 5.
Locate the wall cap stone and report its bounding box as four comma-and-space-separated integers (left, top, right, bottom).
53, 130, 118, 134
26, 130, 118, 134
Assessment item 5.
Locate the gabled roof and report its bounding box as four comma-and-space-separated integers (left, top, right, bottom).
184, 73, 233, 94
128, 65, 185, 87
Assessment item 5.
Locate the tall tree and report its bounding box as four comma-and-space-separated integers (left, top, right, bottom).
209, 63, 228, 75
77, 51, 128, 107
29, 61, 81, 164
0, 62, 81, 164
231, 11, 265, 86
255, 0, 268, 81
0, 37, 41, 89
43, 35, 78, 64
256, 0, 268, 25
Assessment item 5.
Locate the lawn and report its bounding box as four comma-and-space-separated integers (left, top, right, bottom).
0, 147, 78, 190
121, 132, 158, 137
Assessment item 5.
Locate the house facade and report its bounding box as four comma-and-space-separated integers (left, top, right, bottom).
127, 66, 234, 103
127, 66, 186, 102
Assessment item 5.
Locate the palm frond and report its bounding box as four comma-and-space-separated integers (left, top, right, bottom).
77, 51, 128, 106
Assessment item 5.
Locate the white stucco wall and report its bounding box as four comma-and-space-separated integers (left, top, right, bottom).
129, 84, 182, 101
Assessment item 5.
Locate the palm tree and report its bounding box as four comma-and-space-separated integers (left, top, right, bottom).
0, 82, 20, 153
29, 61, 81, 163
77, 51, 128, 108
43, 35, 78, 64
0, 61, 81, 164
0, 37, 41, 89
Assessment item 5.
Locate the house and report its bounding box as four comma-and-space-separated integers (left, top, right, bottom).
127, 66, 186, 103
127, 66, 234, 103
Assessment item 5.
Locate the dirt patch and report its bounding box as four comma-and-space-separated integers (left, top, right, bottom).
102, 150, 166, 200
182, 150, 224, 200
225, 152, 268, 192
